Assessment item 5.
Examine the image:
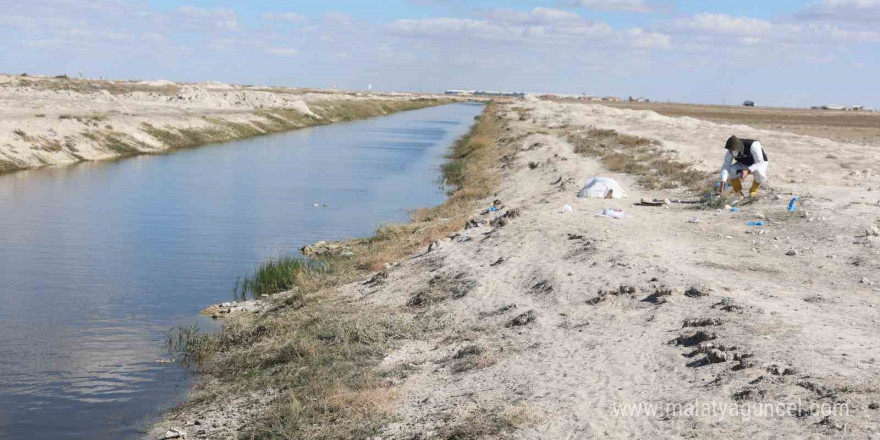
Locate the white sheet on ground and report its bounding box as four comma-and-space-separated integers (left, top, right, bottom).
577, 177, 626, 199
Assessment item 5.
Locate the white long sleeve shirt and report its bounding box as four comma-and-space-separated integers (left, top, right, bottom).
720, 141, 766, 182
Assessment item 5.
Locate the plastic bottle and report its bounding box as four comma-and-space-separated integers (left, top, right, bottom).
788, 196, 799, 212
747, 221, 765, 227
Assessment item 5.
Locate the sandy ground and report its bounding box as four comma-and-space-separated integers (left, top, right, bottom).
598, 100, 880, 149
0, 74, 450, 172
153, 100, 880, 439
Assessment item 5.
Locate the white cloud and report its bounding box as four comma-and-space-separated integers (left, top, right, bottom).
266, 48, 299, 57
388, 18, 506, 38
673, 13, 774, 35
565, 0, 659, 13
262, 12, 308, 24
324, 12, 353, 25
477, 7, 582, 24
388, 10, 648, 47
176, 6, 238, 30
140, 33, 166, 43
799, 0, 880, 21
625, 28, 671, 49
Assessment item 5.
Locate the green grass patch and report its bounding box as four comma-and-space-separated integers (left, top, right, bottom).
234, 256, 326, 301
162, 102, 506, 439
569, 128, 712, 193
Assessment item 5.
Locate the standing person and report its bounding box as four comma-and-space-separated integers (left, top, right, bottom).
718, 135, 769, 197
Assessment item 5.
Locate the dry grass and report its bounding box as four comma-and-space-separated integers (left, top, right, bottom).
17, 76, 179, 96
569, 128, 713, 193
139, 99, 446, 153
599, 100, 880, 146
167, 103, 505, 439
440, 406, 530, 440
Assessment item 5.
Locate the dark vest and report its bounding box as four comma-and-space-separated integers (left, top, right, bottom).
734, 139, 769, 166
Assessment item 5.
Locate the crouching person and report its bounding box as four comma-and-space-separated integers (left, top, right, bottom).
719, 135, 769, 197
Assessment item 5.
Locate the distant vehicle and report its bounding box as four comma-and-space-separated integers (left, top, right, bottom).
743, 100, 755, 107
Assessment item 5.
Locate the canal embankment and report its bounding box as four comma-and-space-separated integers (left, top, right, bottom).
0, 74, 456, 173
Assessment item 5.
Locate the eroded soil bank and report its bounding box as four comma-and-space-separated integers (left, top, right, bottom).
153, 99, 880, 439
0, 74, 455, 173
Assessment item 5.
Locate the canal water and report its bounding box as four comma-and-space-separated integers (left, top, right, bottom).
0, 103, 484, 440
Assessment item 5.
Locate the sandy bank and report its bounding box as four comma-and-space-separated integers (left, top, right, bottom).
152, 100, 880, 439
0, 74, 458, 173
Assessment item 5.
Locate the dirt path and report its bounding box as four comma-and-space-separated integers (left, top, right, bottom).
356, 101, 880, 438
151, 100, 880, 439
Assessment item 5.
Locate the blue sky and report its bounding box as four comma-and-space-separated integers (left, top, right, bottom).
3, 0, 880, 107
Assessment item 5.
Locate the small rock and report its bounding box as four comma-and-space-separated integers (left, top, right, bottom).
755, 213, 766, 220
428, 241, 442, 252
160, 429, 185, 440
507, 310, 537, 327
867, 226, 880, 237
707, 349, 729, 363
339, 251, 355, 257
684, 286, 711, 298
861, 277, 873, 285
786, 250, 799, 256
869, 402, 879, 410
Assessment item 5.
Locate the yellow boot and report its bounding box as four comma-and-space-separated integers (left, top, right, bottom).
749, 181, 761, 198
729, 178, 743, 196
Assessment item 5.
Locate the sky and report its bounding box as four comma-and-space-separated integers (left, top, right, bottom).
2, 0, 879, 107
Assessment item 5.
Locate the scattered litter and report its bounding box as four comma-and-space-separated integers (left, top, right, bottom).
455, 235, 472, 243
480, 199, 504, 215
786, 250, 799, 256
598, 208, 625, 219
561, 205, 573, 213
788, 196, 799, 212
747, 221, 765, 227
731, 207, 739, 213
482, 199, 504, 215
578, 177, 626, 199
635, 198, 664, 207
686, 217, 701, 224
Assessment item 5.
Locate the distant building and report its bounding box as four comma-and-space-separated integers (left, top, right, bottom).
445, 89, 474, 96
821, 104, 845, 111
473, 90, 526, 98
743, 100, 755, 107
602, 96, 622, 102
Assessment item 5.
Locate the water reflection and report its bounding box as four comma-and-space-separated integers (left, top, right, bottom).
0, 103, 484, 440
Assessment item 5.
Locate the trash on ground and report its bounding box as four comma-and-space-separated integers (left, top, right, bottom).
788, 196, 799, 212
686, 217, 701, 224
731, 207, 739, 213
747, 221, 765, 227
482, 199, 504, 215
561, 205, 573, 213
598, 208, 626, 219
635, 197, 664, 207
578, 177, 626, 199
